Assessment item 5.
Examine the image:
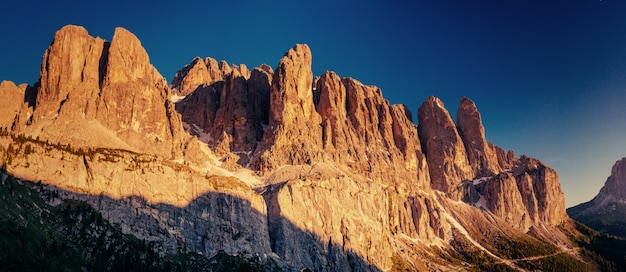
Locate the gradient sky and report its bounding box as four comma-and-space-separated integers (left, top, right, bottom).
1, 0, 625, 207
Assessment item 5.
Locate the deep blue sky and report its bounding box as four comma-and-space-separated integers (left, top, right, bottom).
1, 0, 626, 207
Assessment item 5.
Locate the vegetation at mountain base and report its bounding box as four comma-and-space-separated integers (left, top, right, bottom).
0, 169, 268, 271
568, 201, 626, 238
560, 220, 626, 272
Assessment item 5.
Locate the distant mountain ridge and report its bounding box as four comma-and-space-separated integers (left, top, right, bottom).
568, 158, 626, 237
0, 24, 619, 271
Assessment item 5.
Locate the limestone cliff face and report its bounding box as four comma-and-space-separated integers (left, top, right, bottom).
260, 164, 447, 271
175, 47, 430, 191
512, 156, 567, 226
457, 96, 501, 176
16, 25, 192, 159
251, 44, 324, 173
315, 72, 429, 191
170, 56, 224, 96
0, 81, 28, 128
97, 27, 187, 158
174, 62, 271, 161
35, 25, 106, 121
418, 96, 474, 195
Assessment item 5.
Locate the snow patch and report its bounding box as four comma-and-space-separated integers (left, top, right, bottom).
171, 94, 186, 103
181, 122, 213, 144
190, 140, 262, 188
190, 124, 212, 143
472, 177, 489, 185
473, 195, 488, 210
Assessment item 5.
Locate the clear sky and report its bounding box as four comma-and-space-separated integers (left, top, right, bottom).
1, 0, 625, 207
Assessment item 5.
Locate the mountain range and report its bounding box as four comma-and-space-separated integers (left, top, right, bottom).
0, 25, 624, 271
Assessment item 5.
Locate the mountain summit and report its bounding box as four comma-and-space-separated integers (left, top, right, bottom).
568, 158, 626, 237
0, 25, 614, 271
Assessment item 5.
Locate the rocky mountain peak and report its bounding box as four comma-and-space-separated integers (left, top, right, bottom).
0, 81, 27, 128
596, 158, 626, 201
252, 44, 323, 172
36, 24, 107, 120
457, 96, 501, 177
11, 26, 195, 159
568, 158, 626, 237
103, 27, 152, 83
418, 96, 474, 195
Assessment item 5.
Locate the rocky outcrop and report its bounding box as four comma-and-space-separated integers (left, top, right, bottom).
0, 137, 270, 259
15, 25, 192, 159
0, 81, 27, 129
457, 96, 501, 177
417, 97, 567, 228
251, 44, 324, 173
512, 156, 567, 226
174, 62, 272, 161
175, 83, 221, 139
315, 72, 429, 191
211, 68, 264, 153
597, 157, 626, 201
418, 96, 474, 195
34, 25, 106, 122
261, 164, 447, 271
170, 56, 224, 96
96, 27, 187, 158
467, 156, 567, 230
247, 65, 272, 128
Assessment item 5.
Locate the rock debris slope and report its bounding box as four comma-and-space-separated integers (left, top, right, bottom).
0, 25, 584, 271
